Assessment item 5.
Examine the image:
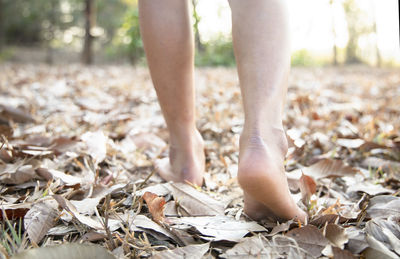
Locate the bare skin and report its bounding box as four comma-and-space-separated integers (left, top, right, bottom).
229, 0, 307, 222
139, 0, 204, 186
139, 0, 307, 222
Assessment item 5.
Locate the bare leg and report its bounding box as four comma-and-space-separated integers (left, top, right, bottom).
229, 0, 307, 222
139, 0, 204, 186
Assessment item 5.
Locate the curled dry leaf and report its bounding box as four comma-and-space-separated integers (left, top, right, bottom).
324, 224, 349, 249
143, 191, 166, 223
130, 214, 181, 244
299, 172, 317, 204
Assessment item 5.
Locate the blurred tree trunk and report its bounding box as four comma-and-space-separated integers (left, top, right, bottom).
330, 0, 338, 66
0, 0, 4, 52
82, 0, 96, 65
372, 20, 381, 67
343, 0, 361, 64
192, 0, 204, 53
45, 0, 57, 64
371, 0, 381, 67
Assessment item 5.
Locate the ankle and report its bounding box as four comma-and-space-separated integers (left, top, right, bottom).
169, 126, 203, 149
240, 126, 288, 156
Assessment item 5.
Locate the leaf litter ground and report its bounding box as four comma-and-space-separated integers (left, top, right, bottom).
0, 64, 399, 258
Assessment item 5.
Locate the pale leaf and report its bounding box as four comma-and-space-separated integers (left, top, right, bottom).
24, 200, 59, 244
12, 243, 115, 259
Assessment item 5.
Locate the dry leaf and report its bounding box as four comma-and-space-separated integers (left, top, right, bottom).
365, 219, 400, 255
346, 226, 368, 255
0, 203, 31, 220
168, 216, 267, 242
302, 158, 359, 180
336, 138, 365, 149
366, 195, 400, 219
80, 131, 107, 165
151, 243, 209, 259
0, 104, 35, 123
24, 200, 59, 244
52, 195, 104, 230
362, 157, 400, 173
0, 162, 36, 184
143, 191, 166, 223
347, 181, 394, 195
286, 225, 329, 257
299, 173, 316, 204
169, 183, 225, 216
221, 235, 272, 258
131, 214, 177, 242
324, 224, 348, 249
332, 247, 357, 259
12, 243, 115, 259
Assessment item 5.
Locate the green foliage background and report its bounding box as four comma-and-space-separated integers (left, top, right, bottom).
0, 0, 388, 66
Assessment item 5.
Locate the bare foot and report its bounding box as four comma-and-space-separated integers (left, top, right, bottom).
155, 129, 205, 186
238, 128, 307, 222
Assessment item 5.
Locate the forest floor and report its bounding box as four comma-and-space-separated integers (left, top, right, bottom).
0, 64, 399, 258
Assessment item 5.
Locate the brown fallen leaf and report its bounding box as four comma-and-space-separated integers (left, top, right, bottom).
53, 195, 104, 230
346, 226, 368, 255
365, 219, 400, 255
221, 235, 272, 258
364, 234, 399, 259
0, 104, 35, 124
332, 247, 357, 259
302, 158, 359, 180
143, 191, 166, 223
324, 224, 348, 249
366, 195, 400, 219
347, 181, 394, 195
0, 124, 13, 138
169, 182, 225, 216
0, 203, 31, 220
24, 200, 59, 244
286, 225, 329, 257
0, 162, 36, 185
151, 243, 209, 259
129, 214, 182, 244
362, 157, 400, 173
168, 215, 267, 242
300, 172, 317, 204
